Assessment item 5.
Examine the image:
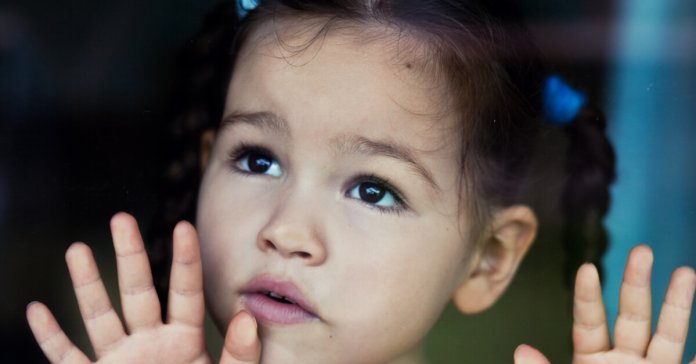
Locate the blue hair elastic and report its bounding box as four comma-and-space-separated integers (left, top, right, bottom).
543, 75, 587, 125
237, 0, 260, 18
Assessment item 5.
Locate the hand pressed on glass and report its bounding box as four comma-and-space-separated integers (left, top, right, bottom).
514, 245, 696, 364
26, 213, 696, 364
26, 212, 261, 364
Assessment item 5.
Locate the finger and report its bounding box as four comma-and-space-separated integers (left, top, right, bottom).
220, 311, 261, 364
111, 212, 162, 332
513, 344, 550, 364
66, 242, 126, 358
572, 263, 611, 357
614, 245, 653, 356
167, 221, 205, 328
26, 301, 92, 364
646, 266, 696, 364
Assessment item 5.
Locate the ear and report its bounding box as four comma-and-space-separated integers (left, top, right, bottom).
199, 129, 217, 173
452, 205, 538, 314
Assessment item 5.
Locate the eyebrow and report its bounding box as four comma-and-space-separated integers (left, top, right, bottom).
221, 111, 440, 191
220, 111, 291, 136
331, 135, 440, 192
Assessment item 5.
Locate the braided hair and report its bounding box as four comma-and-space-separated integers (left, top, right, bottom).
561, 107, 616, 285
147, 0, 616, 315
147, 1, 241, 311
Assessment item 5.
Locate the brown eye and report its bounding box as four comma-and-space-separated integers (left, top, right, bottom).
347, 179, 399, 209
247, 152, 272, 173
359, 182, 385, 204
235, 150, 282, 177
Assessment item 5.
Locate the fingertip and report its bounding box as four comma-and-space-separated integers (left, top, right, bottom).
25, 301, 44, 321
674, 266, 696, 279
621, 245, 654, 288
630, 244, 654, 265
576, 263, 599, 284
65, 242, 89, 262
171, 223, 201, 268
26, 301, 50, 322
25, 301, 55, 341
110, 211, 135, 229
233, 310, 258, 347
223, 311, 261, 362
513, 344, 549, 364
632, 243, 653, 253
514, 343, 531, 356
574, 263, 602, 302
173, 221, 198, 252
579, 262, 599, 276
173, 220, 195, 239
673, 266, 696, 289
26, 300, 40, 312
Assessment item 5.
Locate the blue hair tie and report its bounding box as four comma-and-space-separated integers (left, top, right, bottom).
543, 75, 587, 125
237, 0, 260, 18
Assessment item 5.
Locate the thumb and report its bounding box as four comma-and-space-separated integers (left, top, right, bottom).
514, 344, 551, 364
220, 311, 261, 364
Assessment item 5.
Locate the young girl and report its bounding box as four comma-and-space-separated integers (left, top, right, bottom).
26, 0, 696, 363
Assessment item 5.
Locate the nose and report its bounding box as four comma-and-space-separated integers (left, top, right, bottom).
256, 197, 327, 266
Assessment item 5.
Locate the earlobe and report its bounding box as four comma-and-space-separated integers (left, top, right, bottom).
452, 205, 538, 314
199, 129, 217, 173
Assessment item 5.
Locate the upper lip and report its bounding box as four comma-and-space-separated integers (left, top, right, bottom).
240, 275, 319, 317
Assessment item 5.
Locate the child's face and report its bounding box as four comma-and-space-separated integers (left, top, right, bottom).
197, 24, 477, 363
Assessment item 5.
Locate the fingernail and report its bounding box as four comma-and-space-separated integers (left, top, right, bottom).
582, 263, 598, 276
514, 344, 530, 364
235, 312, 258, 347
636, 252, 653, 285
682, 267, 696, 298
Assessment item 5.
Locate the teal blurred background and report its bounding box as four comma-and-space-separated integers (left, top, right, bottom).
1, 0, 694, 362
604, 0, 696, 359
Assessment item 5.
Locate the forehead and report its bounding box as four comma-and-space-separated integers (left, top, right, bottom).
225, 19, 460, 153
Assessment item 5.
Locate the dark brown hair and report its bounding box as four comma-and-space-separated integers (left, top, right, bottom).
147, 0, 616, 313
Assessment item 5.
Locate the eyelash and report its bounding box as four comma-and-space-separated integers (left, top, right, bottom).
345, 174, 408, 215
228, 143, 280, 176
227, 143, 409, 215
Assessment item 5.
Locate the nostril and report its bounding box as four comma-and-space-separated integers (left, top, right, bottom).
263, 240, 277, 251
261, 239, 311, 259
296, 251, 311, 259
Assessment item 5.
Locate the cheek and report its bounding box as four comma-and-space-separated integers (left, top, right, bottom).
196, 169, 269, 322
326, 214, 470, 358
195, 162, 472, 361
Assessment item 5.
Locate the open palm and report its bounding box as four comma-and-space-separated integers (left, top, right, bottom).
26, 213, 260, 364
516, 245, 696, 364
27, 214, 695, 364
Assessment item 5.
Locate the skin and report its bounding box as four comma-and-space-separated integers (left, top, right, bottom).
197, 23, 540, 363
25, 215, 259, 364
197, 24, 494, 363
26, 21, 696, 364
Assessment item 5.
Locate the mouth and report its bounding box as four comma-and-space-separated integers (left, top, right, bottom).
240, 276, 319, 325
264, 290, 297, 304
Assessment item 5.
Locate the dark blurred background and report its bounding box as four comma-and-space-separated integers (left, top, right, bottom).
1, 0, 694, 363
1, 0, 222, 362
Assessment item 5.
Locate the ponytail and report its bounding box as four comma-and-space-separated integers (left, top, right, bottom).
561, 107, 616, 286
147, 0, 240, 317
542, 75, 616, 285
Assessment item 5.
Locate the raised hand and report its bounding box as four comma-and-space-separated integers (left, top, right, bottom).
26, 212, 261, 364
514, 245, 696, 364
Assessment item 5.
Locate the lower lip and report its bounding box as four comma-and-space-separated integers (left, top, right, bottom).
242, 293, 317, 324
